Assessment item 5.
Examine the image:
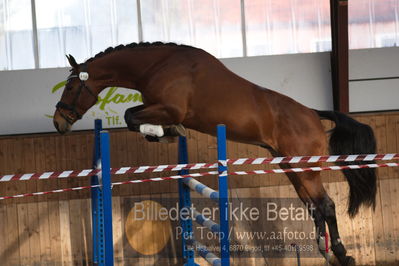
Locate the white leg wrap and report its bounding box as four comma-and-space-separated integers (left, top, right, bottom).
318, 236, 332, 262
318, 236, 327, 251
139, 124, 164, 137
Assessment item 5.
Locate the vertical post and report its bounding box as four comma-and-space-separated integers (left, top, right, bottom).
217, 125, 230, 266
91, 119, 103, 265
177, 136, 197, 266
330, 0, 349, 112
100, 131, 114, 266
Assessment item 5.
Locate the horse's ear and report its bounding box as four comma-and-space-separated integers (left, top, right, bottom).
66, 54, 78, 68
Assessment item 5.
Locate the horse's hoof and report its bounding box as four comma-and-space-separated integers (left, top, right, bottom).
174, 124, 186, 136
165, 124, 186, 137
328, 255, 355, 266
343, 256, 355, 266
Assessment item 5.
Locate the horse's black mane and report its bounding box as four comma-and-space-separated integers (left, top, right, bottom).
85, 41, 190, 63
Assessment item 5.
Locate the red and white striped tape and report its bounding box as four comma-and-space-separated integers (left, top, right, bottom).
1, 153, 398, 183
0, 163, 217, 182
229, 153, 398, 166
0, 171, 218, 200
0, 184, 101, 200
1, 162, 398, 201
0, 169, 99, 182
228, 162, 399, 176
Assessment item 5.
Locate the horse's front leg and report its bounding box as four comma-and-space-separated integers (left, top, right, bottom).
124, 104, 186, 142
124, 105, 146, 132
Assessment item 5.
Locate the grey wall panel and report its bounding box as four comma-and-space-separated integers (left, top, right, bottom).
221, 52, 333, 110
349, 47, 399, 80
349, 79, 399, 112
348, 47, 399, 112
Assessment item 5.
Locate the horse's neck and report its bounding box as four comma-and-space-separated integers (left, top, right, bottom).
91, 48, 175, 91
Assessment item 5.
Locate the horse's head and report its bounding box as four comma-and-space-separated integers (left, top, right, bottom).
53, 55, 99, 134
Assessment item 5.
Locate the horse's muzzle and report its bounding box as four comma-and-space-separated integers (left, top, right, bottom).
53, 110, 72, 134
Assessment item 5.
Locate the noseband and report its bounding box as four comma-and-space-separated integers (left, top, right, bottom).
56, 64, 97, 124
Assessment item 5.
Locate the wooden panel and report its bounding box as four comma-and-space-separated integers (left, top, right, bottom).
379, 179, 397, 263
48, 200, 62, 265
387, 115, 399, 178
391, 176, 399, 263
59, 200, 73, 265
28, 202, 42, 262
4, 138, 21, 265
112, 196, 124, 265
69, 199, 84, 265
17, 203, 30, 265
371, 177, 387, 264
81, 198, 92, 265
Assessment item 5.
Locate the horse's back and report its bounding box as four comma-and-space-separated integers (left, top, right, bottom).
175, 48, 274, 143
152, 46, 328, 154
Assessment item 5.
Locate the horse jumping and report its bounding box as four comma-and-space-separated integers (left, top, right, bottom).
53, 42, 376, 266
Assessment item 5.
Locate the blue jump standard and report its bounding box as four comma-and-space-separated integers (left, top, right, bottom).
92, 119, 114, 265
89, 120, 230, 265
178, 136, 197, 266
178, 124, 230, 266
217, 125, 230, 266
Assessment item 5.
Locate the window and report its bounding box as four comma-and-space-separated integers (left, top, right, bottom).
376, 34, 398, 47
349, 0, 399, 49
35, 0, 139, 68
312, 38, 332, 52
0, 0, 34, 70
140, 0, 243, 58
244, 0, 331, 56
0, 0, 398, 70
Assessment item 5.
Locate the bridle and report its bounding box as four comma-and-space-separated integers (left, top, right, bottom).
56, 63, 97, 124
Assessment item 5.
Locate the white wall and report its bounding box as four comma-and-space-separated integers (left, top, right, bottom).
0, 68, 142, 135
0, 68, 68, 135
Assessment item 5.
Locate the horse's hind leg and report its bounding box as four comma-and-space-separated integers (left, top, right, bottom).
319, 192, 355, 266
282, 171, 329, 261
277, 156, 352, 265
300, 174, 355, 266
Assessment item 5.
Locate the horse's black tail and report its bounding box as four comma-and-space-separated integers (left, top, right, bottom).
315, 110, 377, 218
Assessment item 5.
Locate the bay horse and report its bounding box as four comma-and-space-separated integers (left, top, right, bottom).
53, 42, 376, 266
